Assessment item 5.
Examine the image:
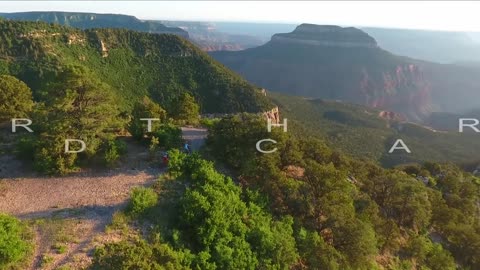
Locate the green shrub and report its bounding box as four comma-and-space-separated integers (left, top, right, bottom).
0, 60, 9, 75
92, 238, 191, 270
166, 149, 188, 178
170, 93, 200, 125
0, 75, 34, 123
15, 136, 36, 161
152, 124, 183, 150
0, 214, 32, 269
199, 118, 220, 129
127, 187, 158, 216
148, 136, 160, 161
102, 139, 127, 166
129, 96, 166, 140
107, 211, 130, 233
40, 254, 54, 267
52, 243, 67, 254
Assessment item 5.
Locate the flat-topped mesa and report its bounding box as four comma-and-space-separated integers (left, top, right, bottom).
0, 11, 190, 39
271, 23, 378, 48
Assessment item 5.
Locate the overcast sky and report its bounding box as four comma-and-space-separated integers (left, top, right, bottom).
1, 1, 480, 32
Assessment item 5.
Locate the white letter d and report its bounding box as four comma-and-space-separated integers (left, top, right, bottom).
65, 139, 86, 153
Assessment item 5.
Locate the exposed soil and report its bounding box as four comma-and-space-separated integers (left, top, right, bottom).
0, 137, 163, 216
0, 128, 208, 269
181, 127, 208, 151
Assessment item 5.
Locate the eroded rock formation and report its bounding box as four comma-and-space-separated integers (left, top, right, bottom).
271, 24, 378, 48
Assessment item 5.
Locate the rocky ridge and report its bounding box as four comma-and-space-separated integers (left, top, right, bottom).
271, 24, 378, 48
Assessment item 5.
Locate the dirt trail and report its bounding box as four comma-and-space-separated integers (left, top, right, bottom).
0, 171, 157, 217
0, 129, 208, 269
181, 127, 208, 151
0, 138, 162, 269
0, 129, 208, 216
0, 138, 162, 217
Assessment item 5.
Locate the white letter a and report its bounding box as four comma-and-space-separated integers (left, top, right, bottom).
388, 139, 411, 153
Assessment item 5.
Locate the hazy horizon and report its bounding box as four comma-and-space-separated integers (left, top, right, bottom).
1, 1, 480, 32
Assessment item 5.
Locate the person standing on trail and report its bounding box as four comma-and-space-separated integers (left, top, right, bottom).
162, 152, 169, 166
184, 142, 191, 154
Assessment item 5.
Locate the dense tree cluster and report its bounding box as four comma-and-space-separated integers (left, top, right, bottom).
90, 116, 480, 269
0, 20, 272, 113
128, 96, 183, 152
206, 114, 480, 269
129, 96, 167, 140
16, 66, 124, 174
270, 92, 480, 166
0, 75, 34, 123
93, 151, 300, 269
169, 93, 200, 125
0, 19, 273, 174
1, 17, 479, 270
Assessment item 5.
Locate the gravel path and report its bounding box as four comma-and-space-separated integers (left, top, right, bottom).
0, 129, 208, 269
181, 127, 208, 151
0, 171, 158, 217
0, 137, 163, 217
0, 138, 163, 269
0, 129, 208, 216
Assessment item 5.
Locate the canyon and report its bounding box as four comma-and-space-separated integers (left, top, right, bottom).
212, 24, 480, 122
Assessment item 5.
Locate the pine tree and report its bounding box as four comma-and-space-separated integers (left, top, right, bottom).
0, 75, 34, 122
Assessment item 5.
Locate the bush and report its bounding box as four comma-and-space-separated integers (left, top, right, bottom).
148, 136, 160, 161
166, 149, 187, 178
52, 243, 67, 254
0, 75, 34, 123
199, 117, 220, 129
152, 124, 183, 150
40, 254, 54, 267
102, 139, 127, 166
13, 67, 124, 175
127, 187, 158, 216
128, 96, 166, 140
92, 238, 191, 270
0, 214, 32, 269
170, 93, 200, 125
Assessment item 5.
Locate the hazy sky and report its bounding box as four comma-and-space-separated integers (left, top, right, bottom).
1, 1, 480, 32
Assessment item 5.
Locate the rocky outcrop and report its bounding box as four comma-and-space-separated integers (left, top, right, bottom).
362, 64, 432, 121
271, 24, 378, 48
378, 111, 407, 122
200, 43, 245, 52
100, 40, 108, 58
283, 165, 305, 179
264, 106, 280, 124
2, 11, 189, 39
67, 34, 85, 45
211, 23, 436, 122
19, 30, 61, 39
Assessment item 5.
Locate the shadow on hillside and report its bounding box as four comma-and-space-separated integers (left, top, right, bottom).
17, 203, 125, 220
1, 163, 165, 181
0, 136, 167, 179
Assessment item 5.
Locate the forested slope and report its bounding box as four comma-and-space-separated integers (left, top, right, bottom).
0, 11, 189, 37
0, 20, 272, 113
0, 19, 479, 270
91, 114, 480, 270
270, 92, 480, 167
